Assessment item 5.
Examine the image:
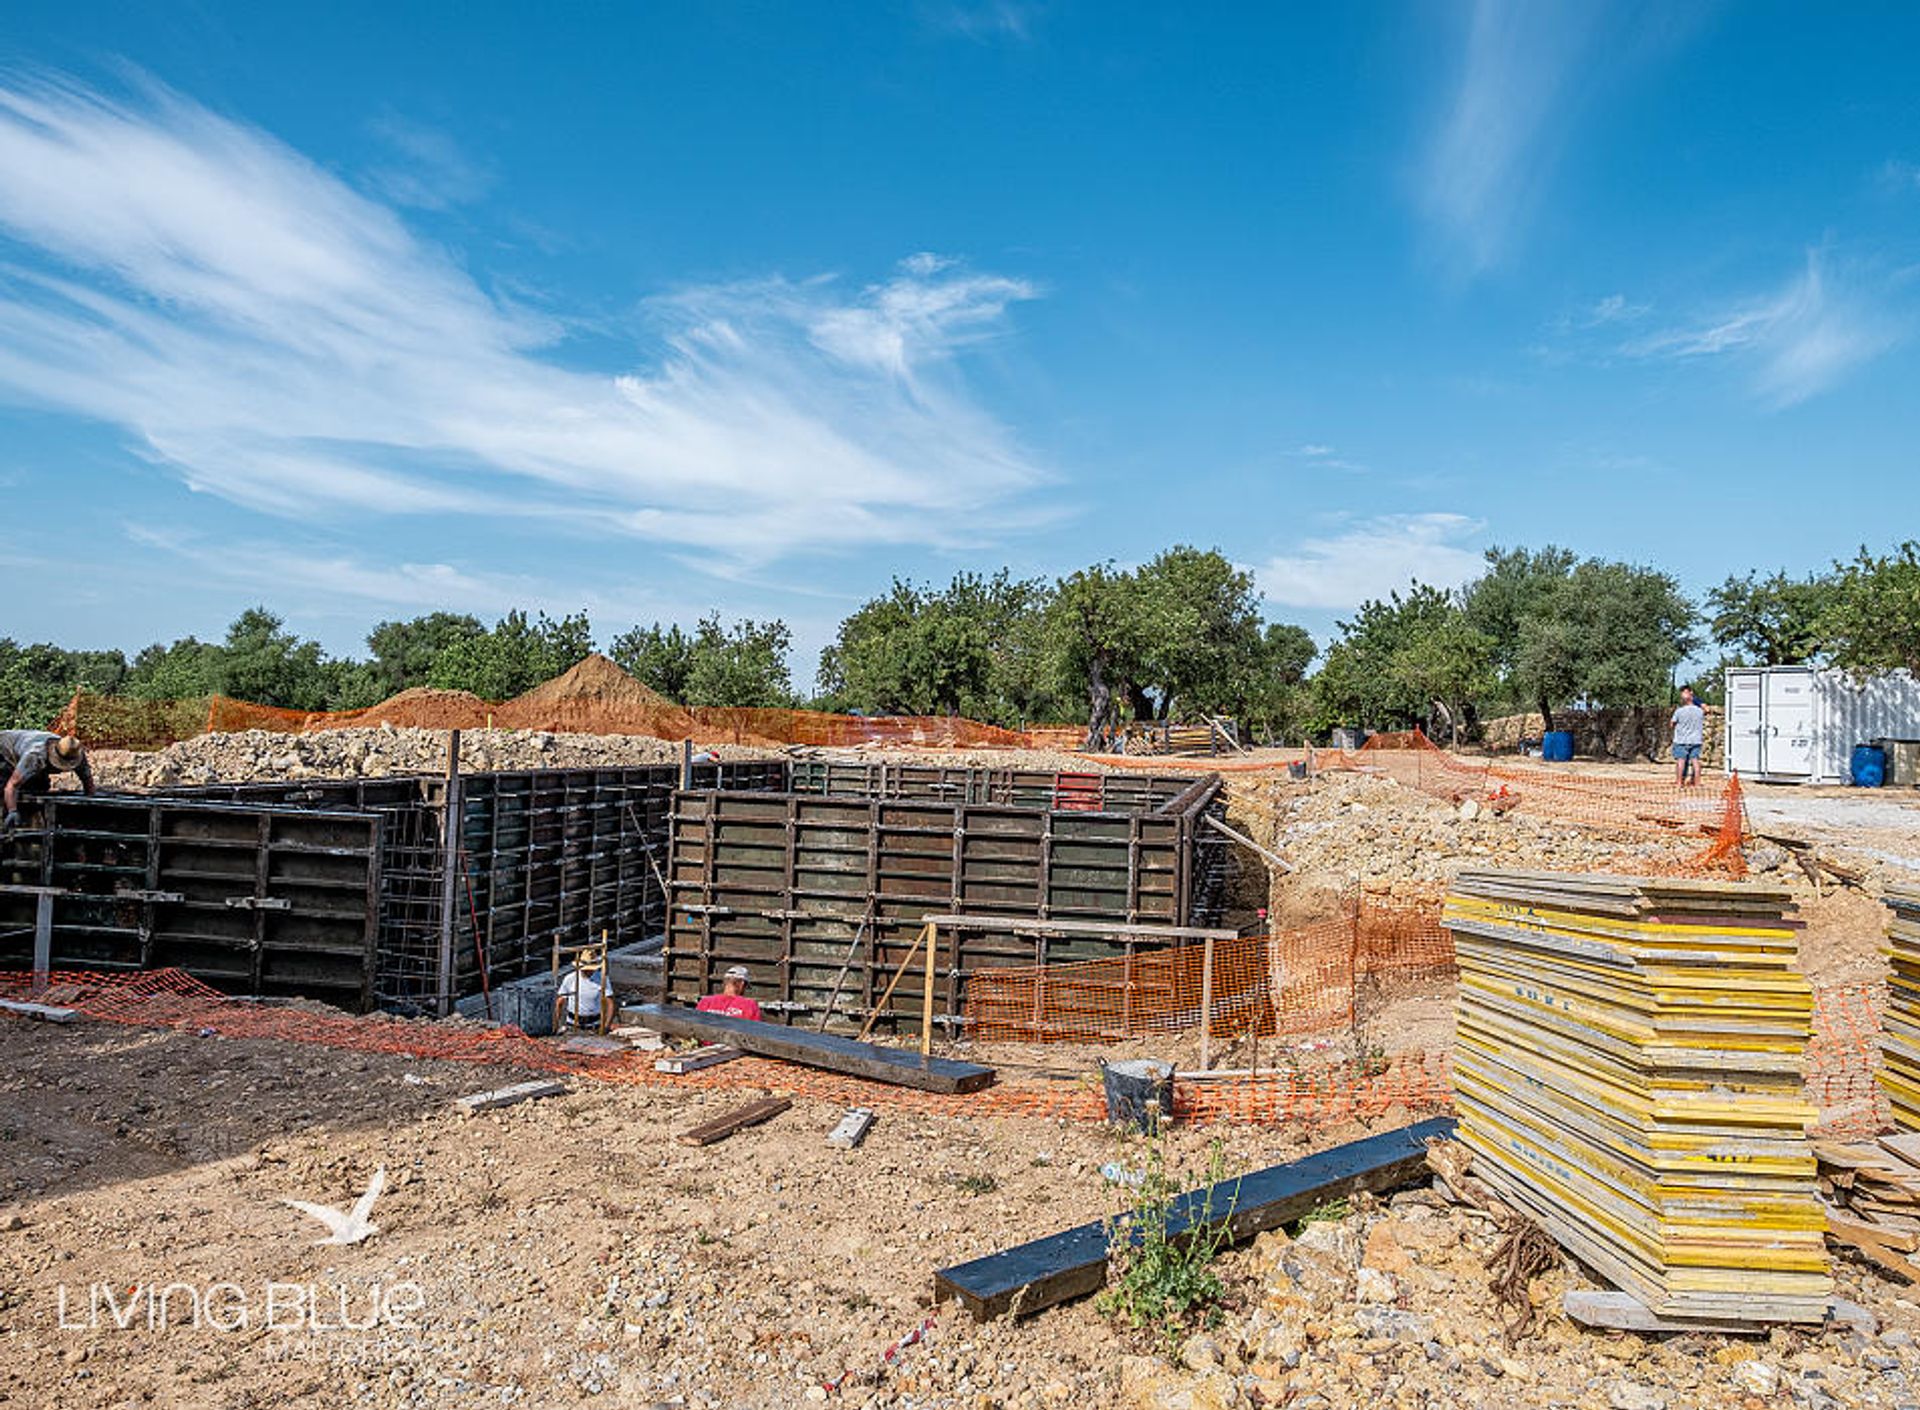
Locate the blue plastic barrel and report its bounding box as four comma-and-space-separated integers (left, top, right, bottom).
1851, 744, 1888, 788
1541, 730, 1574, 762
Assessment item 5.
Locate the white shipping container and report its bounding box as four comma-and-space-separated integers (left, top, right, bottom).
1723, 665, 1920, 784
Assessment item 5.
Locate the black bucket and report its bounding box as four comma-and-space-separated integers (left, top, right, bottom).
1286, 761, 1308, 781
1100, 1058, 1175, 1132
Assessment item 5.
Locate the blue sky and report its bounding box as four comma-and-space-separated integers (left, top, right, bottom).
1, 3, 1915, 684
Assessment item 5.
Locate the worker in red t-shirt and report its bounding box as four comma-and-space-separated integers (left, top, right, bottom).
695, 964, 763, 1021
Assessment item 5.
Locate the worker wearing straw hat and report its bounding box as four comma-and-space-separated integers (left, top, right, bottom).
2, 730, 95, 831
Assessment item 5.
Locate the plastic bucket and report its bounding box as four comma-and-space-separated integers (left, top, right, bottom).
1851, 744, 1888, 788
1100, 1058, 1175, 1132
1541, 731, 1574, 762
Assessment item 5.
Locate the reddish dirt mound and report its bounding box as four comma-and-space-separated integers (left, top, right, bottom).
492, 653, 707, 738
339, 686, 495, 730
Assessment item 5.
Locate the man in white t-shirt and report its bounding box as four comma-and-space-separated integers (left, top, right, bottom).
1671, 686, 1706, 787
554, 946, 616, 1033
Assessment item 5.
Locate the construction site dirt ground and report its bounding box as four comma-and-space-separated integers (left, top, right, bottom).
5, 745, 1920, 1408
4, 1015, 1920, 1410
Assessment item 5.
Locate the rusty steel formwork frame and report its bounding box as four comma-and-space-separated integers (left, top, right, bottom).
5, 760, 787, 1012
663, 769, 1229, 1029
0, 794, 382, 1007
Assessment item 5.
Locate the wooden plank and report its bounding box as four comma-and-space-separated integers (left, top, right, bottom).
653, 1043, 740, 1074
1563, 1290, 1873, 1335
635, 1003, 995, 1095
1203, 814, 1293, 874
676, 1096, 792, 1147
559, 1035, 629, 1056
933, 1117, 1452, 1320
1828, 1218, 1920, 1282
828, 1107, 876, 1149
452, 1079, 568, 1114
0, 998, 76, 1024
1878, 1133, 1920, 1170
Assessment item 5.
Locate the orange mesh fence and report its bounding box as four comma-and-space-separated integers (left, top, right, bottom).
966, 892, 1454, 1045
0, 966, 1449, 1126
1329, 731, 1744, 862
52, 691, 220, 751
0, 965, 1881, 1133
56, 687, 1068, 755
1807, 981, 1889, 1139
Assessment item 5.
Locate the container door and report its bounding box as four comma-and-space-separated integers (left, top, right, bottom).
1763, 670, 1815, 778
1726, 671, 1764, 775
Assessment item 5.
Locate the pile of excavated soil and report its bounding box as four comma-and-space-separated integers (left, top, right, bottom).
492, 653, 705, 737
94, 725, 777, 789
337, 686, 494, 730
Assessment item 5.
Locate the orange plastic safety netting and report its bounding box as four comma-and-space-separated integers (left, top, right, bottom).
965, 892, 1454, 1045
1094, 733, 1750, 875
55, 688, 1050, 754
1342, 735, 1750, 876
0, 966, 1449, 1126
0, 965, 1882, 1133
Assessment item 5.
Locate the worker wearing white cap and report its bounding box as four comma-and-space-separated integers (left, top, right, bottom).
695, 963, 763, 1021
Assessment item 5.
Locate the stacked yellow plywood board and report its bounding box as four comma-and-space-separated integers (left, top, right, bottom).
1881, 884, 1920, 1130
1445, 868, 1831, 1324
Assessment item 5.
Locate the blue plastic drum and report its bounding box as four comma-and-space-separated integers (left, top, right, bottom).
1852, 743, 1887, 788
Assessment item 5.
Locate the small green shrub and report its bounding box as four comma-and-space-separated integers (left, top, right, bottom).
1096, 1136, 1240, 1355
1291, 1196, 1349, 1234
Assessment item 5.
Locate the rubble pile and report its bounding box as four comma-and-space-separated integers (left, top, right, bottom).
94, 725, 776, 789
1239, 771, 1685, 890
1121, 1188, 1907, 1410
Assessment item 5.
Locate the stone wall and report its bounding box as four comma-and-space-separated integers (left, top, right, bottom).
1477, 705, 1724, 766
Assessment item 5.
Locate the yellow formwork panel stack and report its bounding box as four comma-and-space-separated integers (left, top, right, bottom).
1445, 868, 1832, 1324
1881, 885, 1920, 1130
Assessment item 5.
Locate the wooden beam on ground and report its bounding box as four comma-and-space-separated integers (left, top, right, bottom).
676, 1096, 792, 1147
933, 1116, 1453, 1320
653, 1043, 740, 1074
633, 1003, 995, 1095
0, 998, 76, 1024
1565, 1289, 1875, 1336
451, 1079, 568, 1114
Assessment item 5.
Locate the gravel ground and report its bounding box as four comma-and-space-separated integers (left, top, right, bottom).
3, 1018, 1917, 1410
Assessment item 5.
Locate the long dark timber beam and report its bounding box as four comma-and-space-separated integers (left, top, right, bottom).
632, 1003, 996, 1095
933, 1116, 1454, 1320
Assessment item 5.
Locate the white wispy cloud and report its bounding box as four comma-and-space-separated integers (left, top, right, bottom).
1255, 513, 1486, 611
366, 115, 495, 210
1575, 293, 1650, 328
121, 523, 763, 640
1419, 1, 1604, 272
920, 1, 1040, 42
1419, 3, 1699, 273
1290, 444, 1368, 474
1626, 251, 1900, 406
0, 74, 1048, 563
1878, 159, 1920, 194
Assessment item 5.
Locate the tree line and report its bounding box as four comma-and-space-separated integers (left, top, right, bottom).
4, 539, 1915, 743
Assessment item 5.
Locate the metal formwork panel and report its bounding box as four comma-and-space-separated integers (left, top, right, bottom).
0, 795, 379, 1007
788, 760, 1194, 813
88, 758, 790, 1011
663, 775, 1221, 1029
